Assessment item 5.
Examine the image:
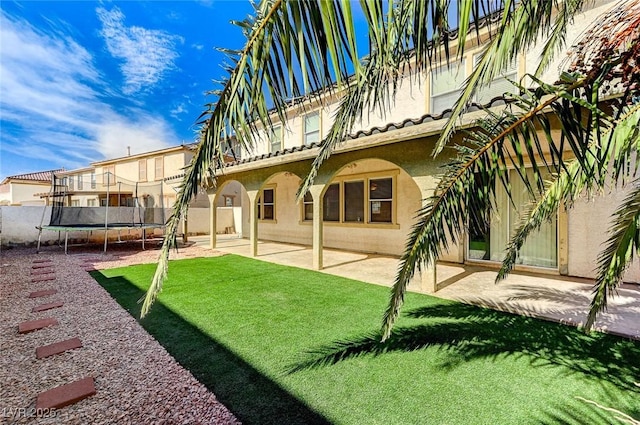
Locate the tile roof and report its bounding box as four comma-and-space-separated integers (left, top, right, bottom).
164, 96, 510, 182
224, 96, 510, 167
2, 169, 65, 184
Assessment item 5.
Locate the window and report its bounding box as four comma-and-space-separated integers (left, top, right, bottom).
257, 187, 275, 220
320, 175, 395, 224
468, 168, 557, 268
473, 54, 518, 104
344, 181, 365, 222
430, 60, 466, 113
87, 199, 97, 207
77, 175, 83, 190
369, 178, 393, 222
103, 166, 115, 186
303, 192, 313, 221
155, 157, 164, 180
90, 172, 96, 189
270, 125, 282, 153
323, 184, 340, 221
224, 196, 234, 207
139, 159, 147, 182
71, 199, 80, 206
303, 111, 320, 145
68, 176, 74, 191
224, 139, 242, 160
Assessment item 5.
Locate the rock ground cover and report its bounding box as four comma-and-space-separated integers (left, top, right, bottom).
0, 242, 238, 425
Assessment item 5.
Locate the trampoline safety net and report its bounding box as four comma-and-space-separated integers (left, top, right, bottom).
47, 172, 166, 227
37, 171, 167, 253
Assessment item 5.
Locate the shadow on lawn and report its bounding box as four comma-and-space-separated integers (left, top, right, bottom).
287, 303, 640, 394
92, 271, 330, 425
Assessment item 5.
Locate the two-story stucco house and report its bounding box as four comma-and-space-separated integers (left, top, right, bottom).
208, 0, 639, 290
35, 143, 209, 209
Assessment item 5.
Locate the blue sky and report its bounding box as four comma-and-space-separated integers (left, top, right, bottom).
0, 0, 257, 178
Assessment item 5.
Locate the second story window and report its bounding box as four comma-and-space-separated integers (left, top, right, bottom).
303, 111, 320, 145
155, 157, 164, 180
68, 176, 74, 191
473, 54, 518, 105
77, 175, 83, 190
270, 125, 282, 154
430, 60, 466, 114
139, 159, 147, 182
90, 172, 96, 189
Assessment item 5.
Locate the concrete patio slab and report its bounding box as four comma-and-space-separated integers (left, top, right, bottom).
197, 236, 640, 340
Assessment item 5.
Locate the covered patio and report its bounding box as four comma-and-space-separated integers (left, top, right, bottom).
193, 235, 640, 340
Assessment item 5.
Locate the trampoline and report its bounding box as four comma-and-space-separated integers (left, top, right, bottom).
36, 171, 166, 254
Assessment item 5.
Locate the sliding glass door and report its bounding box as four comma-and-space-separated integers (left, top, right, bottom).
468, 169, 557, 269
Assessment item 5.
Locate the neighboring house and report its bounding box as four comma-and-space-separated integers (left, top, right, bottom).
208, 0, 639, 286
90, 144, 200, 209
0, 169, 64, 206
32, 144, 208, 209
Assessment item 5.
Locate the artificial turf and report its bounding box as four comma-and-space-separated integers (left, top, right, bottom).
93, 255, 640, 425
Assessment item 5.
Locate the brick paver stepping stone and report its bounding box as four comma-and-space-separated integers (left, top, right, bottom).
32, 301, 64, 313
28, 289, 58, 298
36, 377, 96, 409
31, 269, 55, 275
31, 276, 56, 283
32, 264, 54, 269
32, 259, 52, 264
18, 318, 58, 334
36, 337, 82, 359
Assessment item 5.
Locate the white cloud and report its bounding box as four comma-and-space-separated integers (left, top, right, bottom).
170, 102, 187, 118
97, 6, 183, 95
192, 43, 204, 50
95, 113, 177, 159
0, 11, 177, 174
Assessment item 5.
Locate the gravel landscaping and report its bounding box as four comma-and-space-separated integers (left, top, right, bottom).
0, 242, 239, 425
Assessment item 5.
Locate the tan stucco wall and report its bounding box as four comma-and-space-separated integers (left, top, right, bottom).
568, 188, 640, 283
3, 182, 49, 205
524, 0, 615, 84
256, 172, 313, 246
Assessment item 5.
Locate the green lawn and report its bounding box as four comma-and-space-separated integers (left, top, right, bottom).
93, 255, 640, 425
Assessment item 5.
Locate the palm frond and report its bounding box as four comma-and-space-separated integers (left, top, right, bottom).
142, 0, 367, 316
587, 182, 640, 330
498, 105, 640, 282
434, 0, 589, 154
381, 69, 620, 340
585, 107, 640, 330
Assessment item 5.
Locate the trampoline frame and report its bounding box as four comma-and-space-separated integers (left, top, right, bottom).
36, 172, 166, 254
36, 223, 165, 254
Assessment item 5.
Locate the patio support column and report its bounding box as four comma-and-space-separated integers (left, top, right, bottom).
208, 193, 217, 249
309, 185, 324, 270
415, 177, 437, 293
247, 189, 259, 257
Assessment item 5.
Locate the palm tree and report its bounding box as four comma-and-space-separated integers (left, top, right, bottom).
140, 0, 640, 342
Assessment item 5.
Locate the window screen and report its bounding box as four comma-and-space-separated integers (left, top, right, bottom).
304, 112, 320, 145
369, 178, 392, 223
323, 184, 339, 221
344, 181, 364, 222
431, 60, 466, 113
